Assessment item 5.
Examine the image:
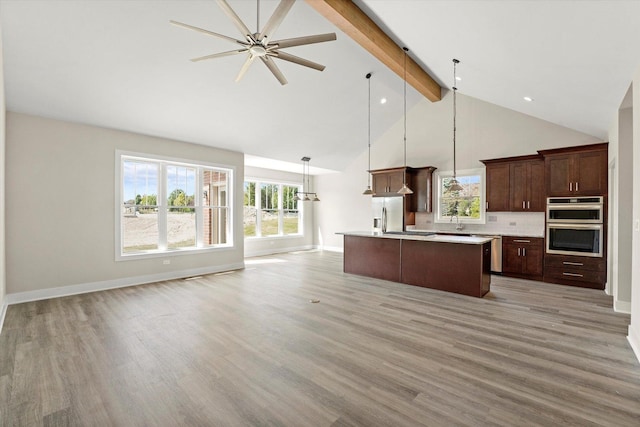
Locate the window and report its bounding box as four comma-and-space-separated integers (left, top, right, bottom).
434, 168, 485, 224
243, 180, 301, 237
117, 152, 233, 259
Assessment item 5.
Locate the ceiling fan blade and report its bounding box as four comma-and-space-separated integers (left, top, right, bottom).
269, 51, 325, 71
269, 33, 337, 49
169, 20, 246, 45
191, 49, 248, 62
216, 0, 253, 42
260, 56, 288, 85
236, 55, 256, 83
258, 0, 295, 44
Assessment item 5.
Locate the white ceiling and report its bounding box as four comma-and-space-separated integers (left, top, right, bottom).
2, 0, 639, 172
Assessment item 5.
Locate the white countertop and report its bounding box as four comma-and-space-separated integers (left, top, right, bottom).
407, 228, 544, 238
338, 231, 494, 245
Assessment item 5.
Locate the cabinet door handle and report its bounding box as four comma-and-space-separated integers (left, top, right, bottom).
486, 202, 489, 210
522, 201, 525, 209
523, 248, 526, 257
518, 248, 521, 256
514, 239, 530, 243
563, 261, 584, 266
563, 272, 584, 277
570, 182, 573, 191
527, 201, 530, 209
576, 182, 579, 192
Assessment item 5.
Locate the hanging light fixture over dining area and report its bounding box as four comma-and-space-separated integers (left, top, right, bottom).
297, 156, 320, 202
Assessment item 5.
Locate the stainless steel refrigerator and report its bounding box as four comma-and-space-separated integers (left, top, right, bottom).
372, 197, 404, 233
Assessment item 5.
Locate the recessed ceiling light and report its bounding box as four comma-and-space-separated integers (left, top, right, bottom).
524, 96, 534, 102
455, 76, 462, 81
380, 98, 387, 104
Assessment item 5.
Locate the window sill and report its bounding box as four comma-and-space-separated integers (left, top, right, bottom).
244, 234, 304, 241
117, 244, 234, 262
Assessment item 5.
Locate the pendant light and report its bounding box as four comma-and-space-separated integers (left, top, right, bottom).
447, 58, 464, 193
362, 72, 374, 195
397, 47, 413, 195
297, 156, 320, 202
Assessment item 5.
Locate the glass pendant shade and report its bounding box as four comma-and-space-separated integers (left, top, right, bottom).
362, 186, 373, 195
398, 183, 413, 195
448, 178, 464, 192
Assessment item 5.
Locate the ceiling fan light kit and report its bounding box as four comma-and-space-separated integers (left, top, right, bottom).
170, 0, 337, 85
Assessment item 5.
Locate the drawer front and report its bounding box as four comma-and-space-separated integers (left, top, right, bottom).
503, 236, 543, 247
544, 255, 605, 272
544, 266, 606, 284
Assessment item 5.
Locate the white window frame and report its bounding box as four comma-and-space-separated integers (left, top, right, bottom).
115, 150, 235, 261
244, 178, 303, 239
434, 167, 486, 224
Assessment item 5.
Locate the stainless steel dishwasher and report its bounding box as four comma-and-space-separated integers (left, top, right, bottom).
489, 236, 502, 273
472, 234, 502, 273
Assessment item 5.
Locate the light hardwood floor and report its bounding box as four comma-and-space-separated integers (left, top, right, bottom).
1, 250, 639, 426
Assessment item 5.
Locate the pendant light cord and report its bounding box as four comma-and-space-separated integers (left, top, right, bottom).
453, 58, 459, 179
403, 47, 408, 170
367, 73, 372, 186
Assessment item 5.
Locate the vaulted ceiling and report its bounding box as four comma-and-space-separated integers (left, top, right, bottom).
2, 1, 639, 172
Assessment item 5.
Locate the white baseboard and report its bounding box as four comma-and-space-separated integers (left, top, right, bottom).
244, 245, 314, 258
318, 245, 344, 253
628, 324, 640, 364
0, 302, 7, 335
5, 262, 245, 306
614, 299, 631, 314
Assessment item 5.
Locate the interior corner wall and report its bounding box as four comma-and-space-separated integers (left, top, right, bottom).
243, 165, 314, 257
630, 72, 640, 362
0, 25, 6, 315
314, 92, 601, 250
5, 112, 245, 298
615, 107, 633, 311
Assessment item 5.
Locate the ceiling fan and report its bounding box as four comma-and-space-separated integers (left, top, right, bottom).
170, 0, 337, 85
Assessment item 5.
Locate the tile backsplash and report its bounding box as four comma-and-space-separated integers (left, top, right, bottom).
412, 211, 545, 237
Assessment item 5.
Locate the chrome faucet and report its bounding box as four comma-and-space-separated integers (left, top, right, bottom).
451, 214, 464, 231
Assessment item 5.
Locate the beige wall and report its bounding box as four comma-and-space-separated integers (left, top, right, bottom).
630, 69, 640, 361
244, 165, 315, 256
0, 27, 6, 313
5, 113, 244, 297
315, 91, 601, 250
608, 104, 633, 312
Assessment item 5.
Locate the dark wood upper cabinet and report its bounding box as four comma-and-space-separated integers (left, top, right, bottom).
371, 167, 409, 197
509, 159, 545, 211
538, 143, 608, 197
481, 155, 543, 212
411, 167, 437, 212
484, 163, 510, 212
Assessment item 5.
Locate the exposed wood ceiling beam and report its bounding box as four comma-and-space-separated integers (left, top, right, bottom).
305, 0, 442, 102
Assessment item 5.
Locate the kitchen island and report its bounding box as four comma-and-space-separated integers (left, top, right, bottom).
340, 232, 493, 298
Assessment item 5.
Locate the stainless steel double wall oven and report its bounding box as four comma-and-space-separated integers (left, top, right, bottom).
546, 196, 603, 258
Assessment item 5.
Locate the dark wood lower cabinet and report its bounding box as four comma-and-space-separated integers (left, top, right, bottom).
344, 235, 400, 282
343, 235, 490, 298
543, 254, 606, 289
502, 236, 544, 281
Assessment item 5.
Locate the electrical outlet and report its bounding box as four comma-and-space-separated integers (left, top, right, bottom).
509, 222, 517, 226
488, 215, 497, 222
636, 219, 640, 232
163, 259, 170, 265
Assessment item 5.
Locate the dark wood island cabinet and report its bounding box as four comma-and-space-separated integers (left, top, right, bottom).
342, 233, 492, 298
